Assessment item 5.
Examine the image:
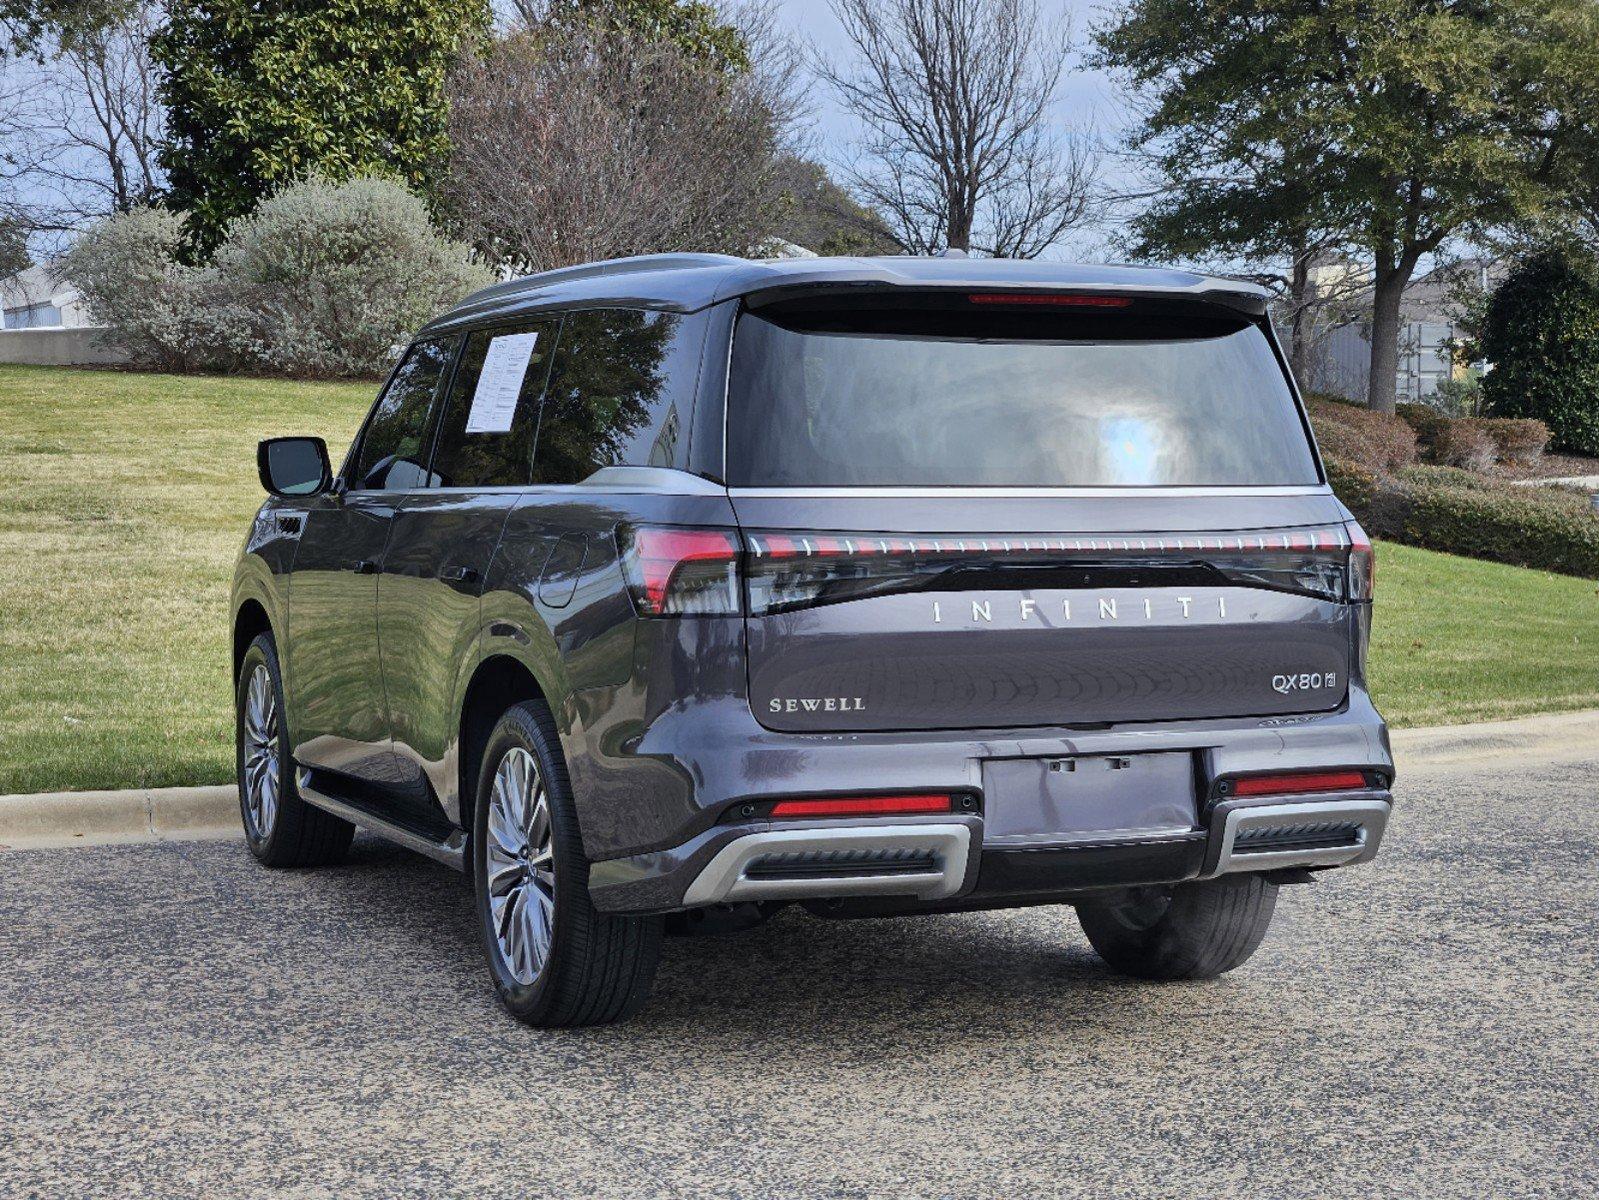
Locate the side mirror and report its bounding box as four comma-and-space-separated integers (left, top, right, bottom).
258, 436, 332, 497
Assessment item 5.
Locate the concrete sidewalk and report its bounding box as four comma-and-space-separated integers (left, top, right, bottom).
4, 706, 1598, 851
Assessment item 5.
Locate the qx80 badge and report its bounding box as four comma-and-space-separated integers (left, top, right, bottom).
931, 594, 1232, 624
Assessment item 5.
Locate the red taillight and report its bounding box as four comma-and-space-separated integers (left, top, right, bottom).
1347, 520, 1375, 601
967, 292, 1134, 308
617, 525, 741, 616
1230, 770, 1369, 798
769, 794, 954, 818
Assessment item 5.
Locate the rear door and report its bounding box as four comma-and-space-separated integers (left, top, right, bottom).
723, 294, 1357, 734
378, 317, 559, 821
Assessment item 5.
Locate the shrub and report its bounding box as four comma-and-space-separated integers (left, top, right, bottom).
1479, 246, 1599, 455
60, 207, 245, 372
214, 175, 493, 378
1478, 416, 1551, 465
1431, 417, 1497, 471
1322, 455, 1377, 511
1350, 464, 1599, 579
1431, 373, 1484, 417
1303, 395, 1417, 474
1395, 402, 1450, 461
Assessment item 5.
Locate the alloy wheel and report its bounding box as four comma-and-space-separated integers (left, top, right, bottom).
242, 663, 281, 838
485, 747, 557, 986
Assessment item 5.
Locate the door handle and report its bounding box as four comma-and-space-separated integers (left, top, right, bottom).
354, 559, 379, 575
442, 565, 479, 584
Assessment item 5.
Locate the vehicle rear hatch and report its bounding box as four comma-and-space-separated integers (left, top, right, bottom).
722, 288, 1366, 734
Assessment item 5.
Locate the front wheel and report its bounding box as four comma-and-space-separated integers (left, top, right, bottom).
1076, 874, 1278, 980
472, 700, 662, 1027
235, 632, 353, 867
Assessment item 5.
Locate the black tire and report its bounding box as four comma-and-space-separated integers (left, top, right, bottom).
1076, 874, 1278, 980
472, 700, 662, 1027
235, 632, 354, 868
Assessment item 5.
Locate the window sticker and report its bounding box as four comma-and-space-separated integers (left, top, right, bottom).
465, 332, 539, 434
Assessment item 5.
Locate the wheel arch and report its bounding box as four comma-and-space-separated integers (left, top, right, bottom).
232, 597, 273, 682
457, 654, 554, 844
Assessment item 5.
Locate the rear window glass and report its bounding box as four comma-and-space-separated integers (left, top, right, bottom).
725, 306, 1320, 487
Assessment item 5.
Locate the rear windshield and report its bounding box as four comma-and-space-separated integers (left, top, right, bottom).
725, 305, 1321, 487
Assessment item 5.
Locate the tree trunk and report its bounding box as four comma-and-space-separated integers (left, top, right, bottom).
1366, 265, 1409, 414
1288, 248, 1312, 385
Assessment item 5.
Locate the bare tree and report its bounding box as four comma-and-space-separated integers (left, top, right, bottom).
817, 0, 1094, 257
442, 24, 791, 271
0, 3, 163, 247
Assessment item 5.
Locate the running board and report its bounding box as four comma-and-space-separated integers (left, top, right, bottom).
296, 771, 466, 871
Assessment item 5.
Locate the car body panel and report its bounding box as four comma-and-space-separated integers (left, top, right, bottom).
232, 254, 1393, 917
282, 490, 397, 782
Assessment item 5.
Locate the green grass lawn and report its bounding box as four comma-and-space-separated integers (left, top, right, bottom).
1, 363, 1597, 794
0, 364, 372, 795
1368, 540, 1599, 726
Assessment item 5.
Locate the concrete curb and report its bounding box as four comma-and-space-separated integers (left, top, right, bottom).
0, 785, 237, 851
4, 708, 1598, 850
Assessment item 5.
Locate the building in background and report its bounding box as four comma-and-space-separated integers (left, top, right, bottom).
0, 265, 92, 330
1305, 258, 1498, 405
0, 264, 126, 365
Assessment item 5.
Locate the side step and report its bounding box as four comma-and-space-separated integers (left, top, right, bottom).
296, 769, 466, 871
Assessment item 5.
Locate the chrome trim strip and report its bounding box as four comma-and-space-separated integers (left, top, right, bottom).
727, 485, 1334, 500
297, 777, 466, 871
682, 823, 971, 906
1204, 797, 1390, 877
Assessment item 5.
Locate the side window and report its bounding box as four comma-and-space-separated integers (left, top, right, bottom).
351, 339, 454, 490
430, 318, 559, 488
532, 309, 697, 485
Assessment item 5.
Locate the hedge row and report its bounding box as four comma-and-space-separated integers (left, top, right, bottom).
1326, 456, 1599, 578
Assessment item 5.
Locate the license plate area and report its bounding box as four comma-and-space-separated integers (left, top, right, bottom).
980, 753, 1198, 847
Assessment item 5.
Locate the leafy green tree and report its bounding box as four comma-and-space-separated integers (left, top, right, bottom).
154, 0, 490, 254
1097, 0, 1599, 413
1, 0, 130, 55
1479, 246, 1599, 456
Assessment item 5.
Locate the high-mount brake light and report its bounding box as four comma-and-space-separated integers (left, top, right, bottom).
967, 292, 1134, 308
1230, 770, 1370, 798
768, 794, 954, 818
617, 525, 741, 616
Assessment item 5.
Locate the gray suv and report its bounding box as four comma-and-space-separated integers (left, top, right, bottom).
234, 254, 1392, 1027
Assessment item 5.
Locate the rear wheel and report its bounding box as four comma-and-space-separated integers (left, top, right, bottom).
1076, 874, 1278, 980
472, 700, 662, 1026
235, 633, 353, 867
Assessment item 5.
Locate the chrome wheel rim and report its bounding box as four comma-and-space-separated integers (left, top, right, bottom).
485, 747, 556, 986
242, 663, 280, 839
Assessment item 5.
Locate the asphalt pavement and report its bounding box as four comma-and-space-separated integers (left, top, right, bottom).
3, 750, 1597, 1200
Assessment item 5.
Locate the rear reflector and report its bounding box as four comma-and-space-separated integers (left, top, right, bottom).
967, 292, 1134, 308
769, 794, 954, 818
1230, 770, 1369, 798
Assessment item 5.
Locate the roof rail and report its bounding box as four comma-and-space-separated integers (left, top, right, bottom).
458, 253, 751, 309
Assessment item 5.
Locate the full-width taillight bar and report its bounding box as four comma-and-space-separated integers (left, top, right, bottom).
744, 528, 1353, 559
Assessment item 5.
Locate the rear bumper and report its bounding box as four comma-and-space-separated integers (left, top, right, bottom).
586, 691, 1394, 914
